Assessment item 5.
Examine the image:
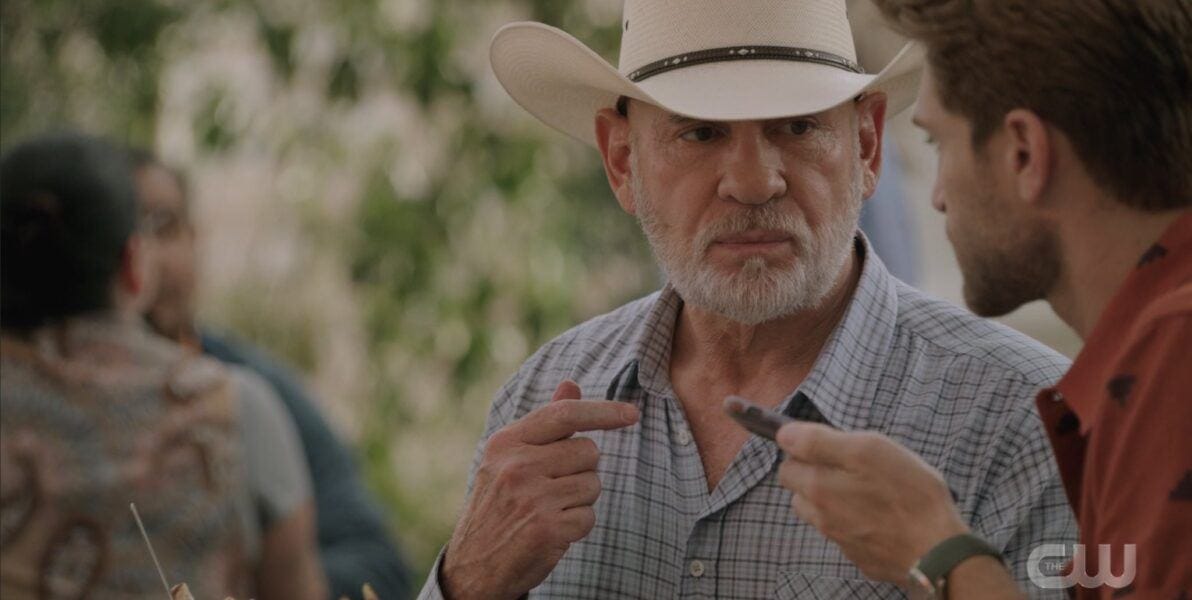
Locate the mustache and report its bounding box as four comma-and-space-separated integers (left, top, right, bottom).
694, 205, 809, 253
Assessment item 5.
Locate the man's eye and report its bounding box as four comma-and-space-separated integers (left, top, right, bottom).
140, 209, 182, 238
786, 120, 814, 135
680, 126, 719, 142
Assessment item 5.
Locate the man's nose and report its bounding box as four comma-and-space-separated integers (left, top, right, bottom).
931, 185, 946, 213
717, 133, 787, 205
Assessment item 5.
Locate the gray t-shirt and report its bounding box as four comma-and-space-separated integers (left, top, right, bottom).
230, 366, 312, 561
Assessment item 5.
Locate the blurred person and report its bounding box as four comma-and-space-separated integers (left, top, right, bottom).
0, 132, 326, 600
774, 1, 1192, 598
859, 139, 919, 284
417, 1, 1077, 598
130, 148, 415, 600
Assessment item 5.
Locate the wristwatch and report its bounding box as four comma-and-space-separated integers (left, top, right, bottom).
906, 533, 1002, 599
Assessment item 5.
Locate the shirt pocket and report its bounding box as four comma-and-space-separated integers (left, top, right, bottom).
774, 570, 908, 599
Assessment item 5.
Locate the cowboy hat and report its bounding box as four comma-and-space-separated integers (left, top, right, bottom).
490, 0, 924, 146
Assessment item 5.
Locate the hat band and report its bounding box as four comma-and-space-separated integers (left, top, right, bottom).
627, 45, 863, 82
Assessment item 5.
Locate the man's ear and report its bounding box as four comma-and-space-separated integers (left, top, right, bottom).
115, 234, 159, 314
117, 236, 144, 297
594, 107, 636, 215
856, 92, 888, 199
1001, 109, 1053, 206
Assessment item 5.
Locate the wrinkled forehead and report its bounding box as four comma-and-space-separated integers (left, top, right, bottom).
909, 67, 949, 128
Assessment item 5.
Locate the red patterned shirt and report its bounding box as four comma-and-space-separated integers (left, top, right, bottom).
1036, 211, 1192, 599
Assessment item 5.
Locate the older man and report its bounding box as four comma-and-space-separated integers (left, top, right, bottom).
774, 1, 1192, 598
419, 1, 1076, 598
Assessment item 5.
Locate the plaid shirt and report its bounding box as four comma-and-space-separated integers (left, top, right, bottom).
420, 238, 1077, 599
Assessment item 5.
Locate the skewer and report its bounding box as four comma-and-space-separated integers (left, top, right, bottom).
130, 502, 174, 599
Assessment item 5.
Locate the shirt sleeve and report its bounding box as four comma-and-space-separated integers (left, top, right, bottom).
1088, 312, 1192, 598
972, 393, 1078, 599
232, 367, 313, 528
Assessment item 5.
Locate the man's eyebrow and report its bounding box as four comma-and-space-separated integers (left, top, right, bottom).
668, 113, 697, 125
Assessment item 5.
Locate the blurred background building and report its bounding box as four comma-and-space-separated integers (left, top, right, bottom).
0, 0, 1080, 576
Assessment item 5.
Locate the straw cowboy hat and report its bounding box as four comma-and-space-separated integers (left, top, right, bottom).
490, 0, 924, 146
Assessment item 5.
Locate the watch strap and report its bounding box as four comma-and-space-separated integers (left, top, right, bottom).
912, 533, 1002, 592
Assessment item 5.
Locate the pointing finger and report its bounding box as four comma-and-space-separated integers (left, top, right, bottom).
515, 399, 639, 445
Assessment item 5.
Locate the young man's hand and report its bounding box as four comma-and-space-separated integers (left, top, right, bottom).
775, 422, 969, 583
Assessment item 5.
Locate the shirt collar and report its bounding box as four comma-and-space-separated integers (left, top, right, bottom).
608, 234, 901, 432
789, 234, 900, 431
1050, 210, 1192, 433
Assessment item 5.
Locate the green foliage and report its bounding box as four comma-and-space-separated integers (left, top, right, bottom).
1, 0, 654, 578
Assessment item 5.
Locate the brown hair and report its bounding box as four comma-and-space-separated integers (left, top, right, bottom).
875, 0, 1192, 210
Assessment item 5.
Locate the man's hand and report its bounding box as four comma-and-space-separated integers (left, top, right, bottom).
440, 380, 640, 600
775, 422, 969, 584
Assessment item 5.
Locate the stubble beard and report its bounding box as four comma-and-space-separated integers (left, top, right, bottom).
945, 162, 1061, 317
957, 212, 1061, 317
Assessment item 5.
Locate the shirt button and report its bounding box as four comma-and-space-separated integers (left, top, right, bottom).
689, 559, 705, 578
676, 428, 692, 446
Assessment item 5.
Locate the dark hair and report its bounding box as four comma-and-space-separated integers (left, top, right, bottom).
1, 132, 139, 330
876, 0, 1192, 210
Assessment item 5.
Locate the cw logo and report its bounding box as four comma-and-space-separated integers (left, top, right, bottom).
1027, 544, 1136, 590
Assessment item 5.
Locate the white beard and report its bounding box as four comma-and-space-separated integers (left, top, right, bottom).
633, 165, 863, 325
